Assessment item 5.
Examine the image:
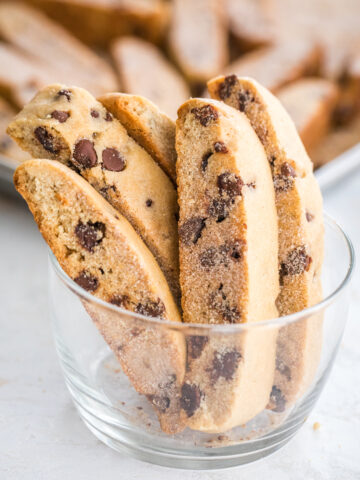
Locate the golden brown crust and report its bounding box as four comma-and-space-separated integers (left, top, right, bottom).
98, 93, 177, 183
7, 84, 180, 302
14, 158, 186, 434
208, 75, 324, 408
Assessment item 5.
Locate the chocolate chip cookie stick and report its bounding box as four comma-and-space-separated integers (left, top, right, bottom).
98, 93, 177, 183
176, 98, 279, 431
14, 159, 186, 434
208, 75, 324, 410
7, 84, 180, 302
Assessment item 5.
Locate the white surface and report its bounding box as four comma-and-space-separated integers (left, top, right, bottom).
1, 172, 360, 480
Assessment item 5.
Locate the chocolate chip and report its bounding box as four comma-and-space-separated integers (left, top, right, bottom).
217, 172, 243, 198
74, 271, 99, 292
201, 151, 212, 171
280, 245, 312, 277
218, 74, 237, 100
102, 148, 126, 172
51, 110, 69, 123
200, 240, 243, 268
91, 109, 99, 118
191, 105, 219, 127
146, 199, 153, 207
209, 286, 241, 323
109, 294, 129, 308
208, 198, 230, 223
238, 89, 254, 112
99, 184, 116, 199
273, 174, 294, 193
34, 127, 59, 154
105, 111, 113, 122
75, 220, 105, 252
73, 139, 97, 168
180, 384, 201, 417
222, 305, 241, 323
135, 299, 165, 318
269, 155, 276, 167
179, 217, 206, 245
200, 247, 218, 268
147, 395, 170, 412
281, 162, 296, 178
187, 335, 209, 359
211, 350, 241, 383
306, 211, 314, 222
58, 89, 71, 101
214, 141, 228, 153
269, 386, 286, 412
276, 357, 291, 381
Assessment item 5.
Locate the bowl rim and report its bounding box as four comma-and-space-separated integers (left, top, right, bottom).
49, 213, 355, 332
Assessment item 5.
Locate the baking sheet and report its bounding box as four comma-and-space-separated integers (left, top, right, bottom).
1, 143, 360, 197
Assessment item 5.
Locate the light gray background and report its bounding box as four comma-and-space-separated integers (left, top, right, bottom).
1, 171, 360, 480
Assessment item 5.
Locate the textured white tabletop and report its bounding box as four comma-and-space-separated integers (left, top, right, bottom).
1, 171, 360, 480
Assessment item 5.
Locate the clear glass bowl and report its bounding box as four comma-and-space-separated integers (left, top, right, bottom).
48, 214, 354, 470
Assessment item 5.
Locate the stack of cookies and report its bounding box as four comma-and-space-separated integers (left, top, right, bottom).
8, 75, 323, 434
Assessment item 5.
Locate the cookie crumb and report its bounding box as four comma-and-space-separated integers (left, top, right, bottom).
313, 421, 320, 431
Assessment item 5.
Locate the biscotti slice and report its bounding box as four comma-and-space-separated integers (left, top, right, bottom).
277, 78, 339, 151
98, 93, 177, 183
0, 98, 28, 162
7, 84, 180, 301
26, 0, 169, 46
224, 41, 322, 93
14, 159, 185, 434
0, 2, 117, 96
226, 0, 275, 49
176, 98, 279, 431
168, 0, 228, 87
111, 36, 190, 119
209, 75, 324, 409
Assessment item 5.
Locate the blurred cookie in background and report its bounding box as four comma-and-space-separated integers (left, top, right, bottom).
224, 40, 323, 93
0, 2, 118, 96
168, 0, 228, 89
277, 78, 339, 152
111, 36, 190, 119
226, 0, 275, 50
23, 0, 169, 46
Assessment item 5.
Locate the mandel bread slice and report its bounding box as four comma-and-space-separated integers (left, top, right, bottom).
7, 84, 180, 302
98, 93, 177, 183
176, 98, 279, 431
14, 159, 186, 434
208, 75, 324, 410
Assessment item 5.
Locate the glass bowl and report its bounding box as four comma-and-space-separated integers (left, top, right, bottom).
48, 214, 354, 470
